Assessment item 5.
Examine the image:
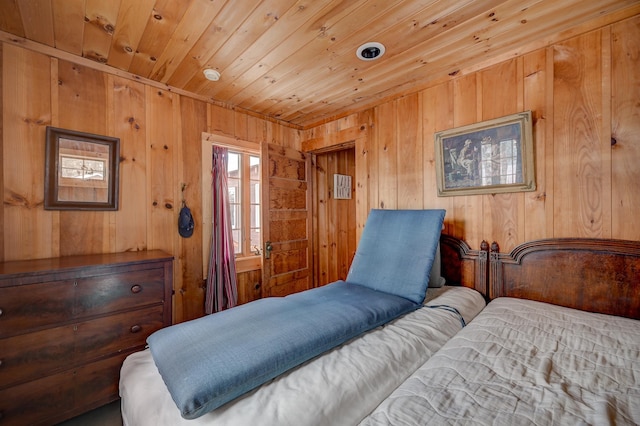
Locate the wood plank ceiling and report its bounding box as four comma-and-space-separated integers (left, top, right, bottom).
0, 0, 636, 128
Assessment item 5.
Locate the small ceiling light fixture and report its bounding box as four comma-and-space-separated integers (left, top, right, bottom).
203, 68, 221, 81
356, 42, 385, 61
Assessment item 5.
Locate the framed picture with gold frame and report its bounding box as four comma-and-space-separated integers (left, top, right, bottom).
44, 126, 120, 210
434, 111, 535, 197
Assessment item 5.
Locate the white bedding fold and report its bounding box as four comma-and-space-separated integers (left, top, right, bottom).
362, 297, 640, 426
120, 286, 485, 426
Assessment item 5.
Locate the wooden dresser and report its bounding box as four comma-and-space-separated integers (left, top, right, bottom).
0, 250, 173, 426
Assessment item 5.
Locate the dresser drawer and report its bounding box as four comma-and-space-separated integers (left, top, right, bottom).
0, 352, 129, 426
0, 267, 166, 339
0, 280, 76, 338
0, 368, 75, 426
74, 266, 166, 317
0, 305, 165, 389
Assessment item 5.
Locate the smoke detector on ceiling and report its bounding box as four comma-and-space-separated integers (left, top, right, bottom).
203, 69, 221, 81
356, 42, 385, 61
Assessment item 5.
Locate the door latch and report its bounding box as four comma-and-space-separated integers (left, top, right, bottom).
265, 241, 273, 259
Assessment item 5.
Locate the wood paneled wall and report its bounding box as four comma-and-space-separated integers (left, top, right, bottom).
0, 43, 300, 323
2, 13, 637, 324
312, 147, 356, 287
306, 14, 640, 253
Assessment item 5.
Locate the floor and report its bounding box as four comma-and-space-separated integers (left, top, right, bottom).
56, 400, 122, 426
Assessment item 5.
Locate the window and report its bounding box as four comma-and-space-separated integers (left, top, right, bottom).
227, 151, 261, 256
201, 133, 262, 275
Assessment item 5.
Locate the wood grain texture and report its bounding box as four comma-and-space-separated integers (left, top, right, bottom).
396, 93, 423, 209
375, 101, 397, 210
175, 96, 207, 322
490, 238, 640, 319
522, 49, 552, 241
82, 0, 119, 64
107, 0, 156, 71
0, 250, 173, 424
1, 42, 298, 323
311, 148, 355, 287
145, 86, 176, 254
611, 15, 640, 239
0, 0, 25, 38
262, 143, 311, 297
2, 11, 640, 325
0, 43, 3, 262
16, 0, 54, 46
440, 234, 489, 297
481, 59, 522, 252
58, 60, 110, 256
128, 0, 191, 78
354, 110, 372, 243
4, 1, 637, 127
236, 268, 262, 305
148, 0, 224, 82
452, 74, 483, 248
422, 82, 454, 234
303, 14, 640, 257
51, 0, 84, 55
2, 45, 54, 261
553, 30, 606, 238
111, 75, 147, 253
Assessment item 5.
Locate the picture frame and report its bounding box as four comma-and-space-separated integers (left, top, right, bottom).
434, 111, 535, 197
44, 126, 120, 210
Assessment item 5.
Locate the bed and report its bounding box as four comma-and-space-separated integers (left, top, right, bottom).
121, 222, 639, 425
363, 238, 640, 425
120, 209, 490, 425
120, 285, 485, 426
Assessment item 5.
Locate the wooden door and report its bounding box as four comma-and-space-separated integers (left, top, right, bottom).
261, 143, 312, 297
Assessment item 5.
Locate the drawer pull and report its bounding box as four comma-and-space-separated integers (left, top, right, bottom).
0, 307, 3, 316
130, 325, 142, 333
130, 284, 143, 294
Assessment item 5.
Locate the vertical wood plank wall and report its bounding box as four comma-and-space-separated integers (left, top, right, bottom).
306, 15, 640, 253
0, 43, 300, 323
312, 146, 356, 287
1, 13, 638, 324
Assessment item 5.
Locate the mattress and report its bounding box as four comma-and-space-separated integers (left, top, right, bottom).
147, 280, 421, 419
120, 286, 485, 426
362, 297, 640, 425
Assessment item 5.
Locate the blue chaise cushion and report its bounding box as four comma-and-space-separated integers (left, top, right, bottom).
147, 280, 418, 419
346, 209, 446, 304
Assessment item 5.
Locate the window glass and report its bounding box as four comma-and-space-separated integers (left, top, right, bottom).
226, 150, 261, 257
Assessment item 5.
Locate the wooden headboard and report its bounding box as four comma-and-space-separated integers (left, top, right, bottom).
439, 234, 489, 299
489, 238, 640, 320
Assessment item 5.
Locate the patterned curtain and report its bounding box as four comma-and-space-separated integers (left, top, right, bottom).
205, 146, 238, 314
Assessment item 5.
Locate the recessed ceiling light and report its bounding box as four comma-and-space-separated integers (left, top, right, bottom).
203, 69, 221, 81
356, 42, 385, 61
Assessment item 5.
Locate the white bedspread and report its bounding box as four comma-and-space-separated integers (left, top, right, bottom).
362, 297, 640, 426
120, 286, 485, 426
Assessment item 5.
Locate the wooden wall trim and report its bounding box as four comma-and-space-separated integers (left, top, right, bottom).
301, 124, 367, 153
